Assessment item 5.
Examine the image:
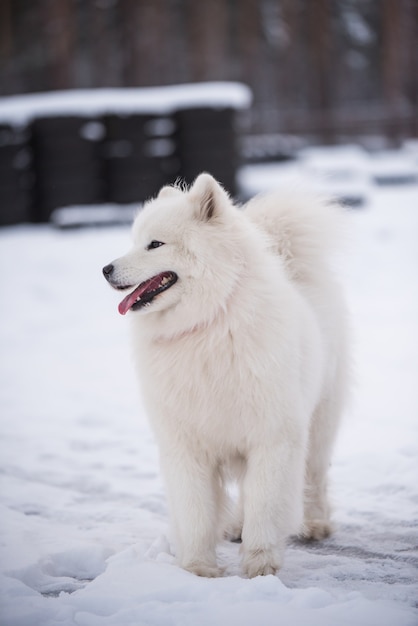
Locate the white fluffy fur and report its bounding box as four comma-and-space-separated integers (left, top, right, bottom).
105, 174, 349, 578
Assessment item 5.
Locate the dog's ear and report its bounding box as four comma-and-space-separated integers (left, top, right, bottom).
191, 173, 228, 222
158, 185, 183, 199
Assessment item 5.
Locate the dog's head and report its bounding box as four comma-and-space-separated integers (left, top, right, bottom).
103, 173, 245, 330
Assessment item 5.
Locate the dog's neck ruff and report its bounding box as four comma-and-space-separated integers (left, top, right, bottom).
152, 319, 212, 344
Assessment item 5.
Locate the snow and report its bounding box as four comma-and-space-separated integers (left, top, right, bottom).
368, 151, 418, 185
50, 204, 138, 229
1, 164, 418, 625
0, 83, 252, 126
239, 143, 418, 205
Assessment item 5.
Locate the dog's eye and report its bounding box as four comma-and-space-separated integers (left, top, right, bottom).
146, 240, 165, 250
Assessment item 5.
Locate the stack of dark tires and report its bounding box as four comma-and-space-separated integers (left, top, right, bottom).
0, 124, 33, 225
104, 114, 179, 204
175, 107, 237, 194
0, 84, 251, 226
30, 116, 106, 222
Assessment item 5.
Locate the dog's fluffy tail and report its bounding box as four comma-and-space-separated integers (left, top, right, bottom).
244, 187, 345, 282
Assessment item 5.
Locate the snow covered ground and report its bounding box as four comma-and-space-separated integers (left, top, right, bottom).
0, 166, 417, 625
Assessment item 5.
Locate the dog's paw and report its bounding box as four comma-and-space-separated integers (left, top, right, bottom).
301, 519, 334, 541
182, 560, 223, 578
242, 548, 282, 578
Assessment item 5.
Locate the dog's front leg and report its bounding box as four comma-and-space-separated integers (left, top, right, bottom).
241, 439, 306, 578
161, 446, 221, 577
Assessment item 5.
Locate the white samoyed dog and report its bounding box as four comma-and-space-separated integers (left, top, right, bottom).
103, 173, 349, 578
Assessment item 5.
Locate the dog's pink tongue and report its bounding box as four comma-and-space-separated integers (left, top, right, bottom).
118, 284, 148, 315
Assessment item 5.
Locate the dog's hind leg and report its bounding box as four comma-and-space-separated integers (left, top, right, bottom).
220, 459, 245, 542
302, 390, 344, 541
222, 491, 243, 542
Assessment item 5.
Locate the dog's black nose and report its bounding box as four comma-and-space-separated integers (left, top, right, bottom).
102, 264, 114, 280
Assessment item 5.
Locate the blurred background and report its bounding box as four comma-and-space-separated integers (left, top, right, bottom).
0, 0, 417, 225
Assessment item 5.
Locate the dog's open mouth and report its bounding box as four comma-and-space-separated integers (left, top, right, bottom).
118, 271, 178, 315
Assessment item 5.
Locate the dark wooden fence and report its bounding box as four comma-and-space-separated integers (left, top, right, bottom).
0, 84, 250, 225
